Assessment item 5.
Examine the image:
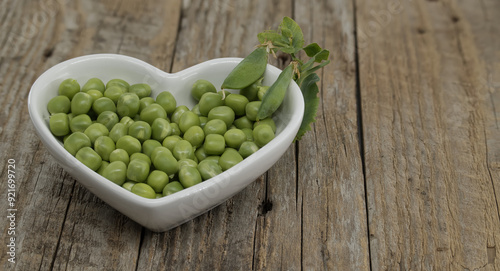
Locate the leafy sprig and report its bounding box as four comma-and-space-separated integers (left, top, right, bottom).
257, 17, 330, 141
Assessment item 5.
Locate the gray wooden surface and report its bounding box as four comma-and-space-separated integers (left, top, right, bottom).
0, 0, 499, 270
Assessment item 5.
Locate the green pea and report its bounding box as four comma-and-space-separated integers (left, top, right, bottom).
241, 128, 254, 141
191, 104, 201, 116
129, 83, 152, 99
221, 47, 268, 90
117, 92, 140, 118
239, 141, 259, 158
204, 134, 225, 156
70, 114, 92, 133
183, 126, 204, 148
150, 146, 173, 164
199, 92, 224, 116
86, 89, 103, 102
203, 119, 227, 136
253, 124, 275, 147
233, 116, 254, 129
191, 79, 217, 101
256, 64, 293, 120
142, 139, 162, 157
102, 161, 127, 186
84, 123, 109, 145
66, 113, 75, 123
131, 183, 156, 199
97, 161, 109, 175
199, 116, 208, 128
179, 111, 200, 133
119, 116, 135, 128
94, 136, 116, 161
224, 93, 249, 116
195, 146, 208, 161
96, 111, 119, 131
162, 135, 182, 152
75, 147, 102, 171
172, 140, 195, 160
104, 85, 125, 103
128, 121, 152, 142
245, 101, 261, 121
257, 85, 269, 101
219, 148, 243, 171
169, 123, 181, 136
49, 113, 70, 137
140, 103, 167, 125
127, 159, 150, 183
134, 112, 142, 121
253, 118, 277, 133
151, 118, 171, 142
70, 92, 93, 115
116, 135, 142, 155
139, 97, 155, 112
171, 105, 190, 125
207, 106, 235, 128
178, 166, 202, 188
47, 95, 71, 114
109, 123, 128, 143
92, 97, 116, 115
147, 170, 169, 193
240, 77, 263, 102
197, 159, 223, 181
162, 181, 184, 196
178, 158, 198, 169
204, 156, 220, 163
109, 149, 130, 165
122, 181, 137, 191
152, 150, 178, 176
58, 78, 80, 100
224, 129, 246, 149
64, 132, 91, 156
155, 91, 177, 114
130, 152, 152, 166
82, 78, 105, 93
106, 79, 129, 91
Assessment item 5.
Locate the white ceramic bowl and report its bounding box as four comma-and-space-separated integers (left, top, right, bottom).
28, 54, 304, 232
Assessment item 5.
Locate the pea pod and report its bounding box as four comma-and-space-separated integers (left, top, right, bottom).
256, 63, 293, 120
221, 47, 268, 90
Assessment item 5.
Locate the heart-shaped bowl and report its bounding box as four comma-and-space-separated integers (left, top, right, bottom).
28, 54, 304, 232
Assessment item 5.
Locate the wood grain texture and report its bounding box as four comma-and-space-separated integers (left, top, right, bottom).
294, 0, 370, 270
1, 0, 499, 270
357, 0, 500, 269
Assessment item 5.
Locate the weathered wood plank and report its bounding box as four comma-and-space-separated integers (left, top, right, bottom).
357, 0, 500, 269
290, 0, 370, 270
0, 0, 86, 269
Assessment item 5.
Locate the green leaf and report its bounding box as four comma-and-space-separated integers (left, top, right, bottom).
257, 30, 283, 45
303, 43, 322, 57
312, 49, 329, 63
279, 17, 304, 54
297, 60, 330, 86
295, 73, 320, 141
278, 45, 299, 54
299, 49, 330, 73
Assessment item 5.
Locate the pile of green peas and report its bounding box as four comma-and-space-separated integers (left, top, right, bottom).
47, 76, 276, 199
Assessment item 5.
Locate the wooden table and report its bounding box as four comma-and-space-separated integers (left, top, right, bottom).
1, 0, 499, 270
